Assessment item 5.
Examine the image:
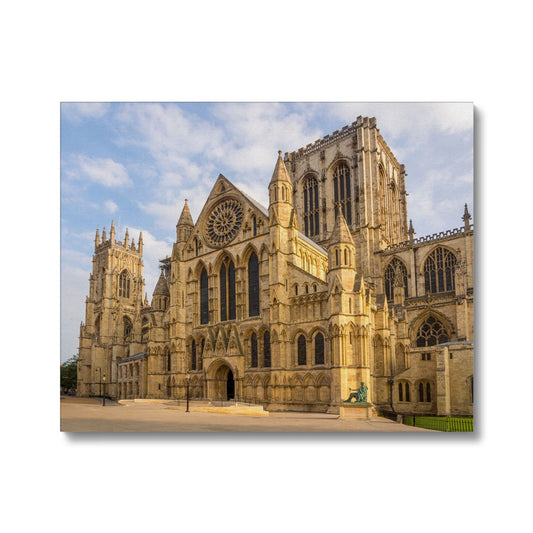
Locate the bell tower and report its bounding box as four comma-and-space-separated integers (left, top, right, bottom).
77, 221, 145, 398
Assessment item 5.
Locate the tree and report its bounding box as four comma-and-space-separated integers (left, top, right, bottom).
61, 355, 78, 394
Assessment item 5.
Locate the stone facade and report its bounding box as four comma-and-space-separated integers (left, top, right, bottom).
77, 116, 474, 416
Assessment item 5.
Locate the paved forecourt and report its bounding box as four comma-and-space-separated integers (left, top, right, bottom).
60, 397, 434, 432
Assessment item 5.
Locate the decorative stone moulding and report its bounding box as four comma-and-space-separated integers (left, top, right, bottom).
204, 198, 244, 248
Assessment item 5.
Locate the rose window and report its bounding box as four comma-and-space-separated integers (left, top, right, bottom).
205, 199, 244, 247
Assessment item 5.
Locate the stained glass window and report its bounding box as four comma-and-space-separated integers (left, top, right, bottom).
297, 335, 307, 366
251, 332, 258, 368
314, 332, 325, 365
424, 247, 457, 294
264, 331, 271, 368
333, 162, 352, 225
220, 258, 236, 321
248, 252, 260, 317
200, 268, 209, 324
415, 316, 449, 347
303, 175, 320, 237
384, 258, 408, 301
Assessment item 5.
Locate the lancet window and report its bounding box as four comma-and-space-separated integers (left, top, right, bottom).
119, 270, 130, 298
303, 174, 320, 237
297, 335, 307, 366
200, 268, 209, 325
220, 257, 236, 321
251, 333, 258, 368
248, 252, 260, 317
191, 339, 197, 371
314, 332, 325, 365
263, 331, 271, 368
418, 381, 432, 403
333, 162, 352, 225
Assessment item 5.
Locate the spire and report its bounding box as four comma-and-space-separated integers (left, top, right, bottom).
102, 226, 107, 241
124, 228, 129, 248
409, 219, 415, 242
176, 199, 194, 244
177, 199, 194, 227
94, 228, 100, 249
138, 231, 143, 254
270, 150, 292, 186
110, 220, 116, 242
153, 270, 170, 297
329, 209, 355, 246
462, 203, 472, 231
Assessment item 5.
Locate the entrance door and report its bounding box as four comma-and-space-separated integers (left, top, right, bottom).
227, 369, 235, 400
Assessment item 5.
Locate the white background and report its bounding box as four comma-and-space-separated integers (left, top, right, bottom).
1, 1, 528, 532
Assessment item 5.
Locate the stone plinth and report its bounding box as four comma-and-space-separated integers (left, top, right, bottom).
339, 402, 372, 419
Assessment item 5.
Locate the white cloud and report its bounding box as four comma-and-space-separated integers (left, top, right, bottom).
62, 102, 111, 122
104, 199, 118, 213
73, 154, 131, 187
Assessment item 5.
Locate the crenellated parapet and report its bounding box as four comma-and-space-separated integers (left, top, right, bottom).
382, 225, 474, 254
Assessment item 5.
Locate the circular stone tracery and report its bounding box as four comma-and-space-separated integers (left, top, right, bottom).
205, 199, 244, 247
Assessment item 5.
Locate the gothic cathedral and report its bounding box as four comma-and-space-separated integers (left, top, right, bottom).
77, 116, 474, 416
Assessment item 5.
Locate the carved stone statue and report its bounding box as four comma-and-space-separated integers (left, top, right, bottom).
343, 382, 369, 404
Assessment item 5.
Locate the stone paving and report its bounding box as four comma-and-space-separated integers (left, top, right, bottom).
60, 397, 434, 432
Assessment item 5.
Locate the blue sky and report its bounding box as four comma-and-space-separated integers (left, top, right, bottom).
60, 102, 473, 362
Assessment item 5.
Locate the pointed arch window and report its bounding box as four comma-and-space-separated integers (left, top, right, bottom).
119, 270, 130, 298
191, 339, 197, 371
200, 268, 209, 324
123, 317, 133, 342
398, 382, 410, 402
424, 247, 457, 294
248, 252, 260, 317
263, 331, 271, 368
415, 315, 450, 347
303, 174, 320, 237
220, 257, 236, 321
418, 381, 432, 403
314, 332, 325, 365
333, 162, 352, 225
165, 347, 171, 372
385, 258, 408, 301
297, 334, 307, 366
199, 338, 205, 371
250, 332, 258, 368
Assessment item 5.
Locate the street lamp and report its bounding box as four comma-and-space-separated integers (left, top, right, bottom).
102, 374, 106, 407
185, 371, 191, 413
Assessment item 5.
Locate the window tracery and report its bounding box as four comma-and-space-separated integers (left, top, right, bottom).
424, 247, 457, 294
384, 258, 408, 300
303, 174, 320, 237
200, 268, 209, 324
248, 252, 260, 317
205, 199, 244, 248
297, 334, 307, 366
314, 332, 325, 365
415, 315, 450, 347
333, 162, 352, 225
119, 270, 130, 298
220, 257, 236, 321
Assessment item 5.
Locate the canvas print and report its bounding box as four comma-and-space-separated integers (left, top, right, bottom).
60, 102, 474, 432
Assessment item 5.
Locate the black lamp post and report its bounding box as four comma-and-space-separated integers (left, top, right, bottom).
102, 374, 106, 406
185, 371, 190, 413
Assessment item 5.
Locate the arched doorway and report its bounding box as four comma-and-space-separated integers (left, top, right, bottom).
206, 360, 237, 401
227, 369, 235, 400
